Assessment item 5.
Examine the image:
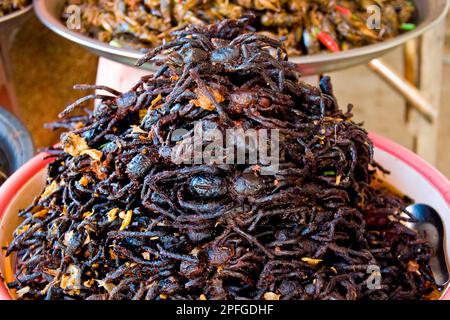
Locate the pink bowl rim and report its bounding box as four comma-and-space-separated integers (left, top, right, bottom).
0, 133, 449, 300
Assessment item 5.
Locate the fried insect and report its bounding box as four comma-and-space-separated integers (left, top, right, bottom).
0, 151, 7, 186
0, 0, 30, 17
7, 17, 437, 300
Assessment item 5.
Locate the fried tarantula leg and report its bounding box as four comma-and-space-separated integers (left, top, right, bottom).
59, 94, 115, 118
229, 222, 274, 259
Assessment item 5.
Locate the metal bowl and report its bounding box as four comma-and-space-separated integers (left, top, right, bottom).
34, 0, 449, 75
0, 5, 32, 32
0, 107, 35, 176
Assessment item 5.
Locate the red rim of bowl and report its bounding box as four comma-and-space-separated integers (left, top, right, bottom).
0, 133, 449, 300
0, 153, 53, 300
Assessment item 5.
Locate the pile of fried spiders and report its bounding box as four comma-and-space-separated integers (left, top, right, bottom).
6, 17, 439, 300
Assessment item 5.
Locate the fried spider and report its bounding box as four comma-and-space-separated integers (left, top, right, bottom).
6, 17, 437, 300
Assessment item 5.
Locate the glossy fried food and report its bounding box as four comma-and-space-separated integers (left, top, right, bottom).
7, 17, 437, 300
61, 0, 415, 55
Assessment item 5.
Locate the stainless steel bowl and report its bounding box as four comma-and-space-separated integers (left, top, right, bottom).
0, 107, 35, 176
0, 5, 32, 32
34, 0, 449, 75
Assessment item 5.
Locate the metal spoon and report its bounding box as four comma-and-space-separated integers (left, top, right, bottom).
406, 204, 449, 286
